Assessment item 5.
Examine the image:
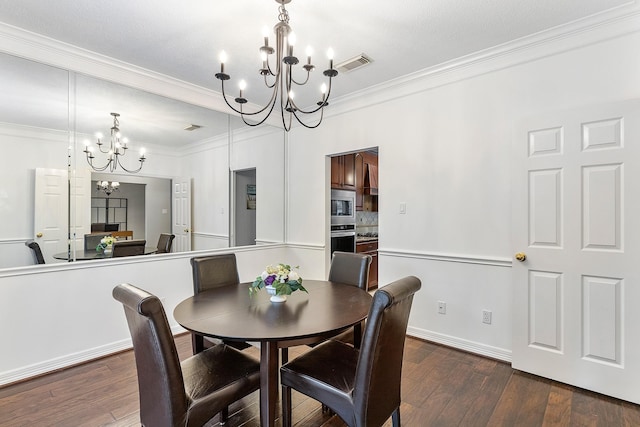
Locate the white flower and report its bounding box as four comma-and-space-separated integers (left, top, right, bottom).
288, 271, 299, 281
261, 271, 269, 280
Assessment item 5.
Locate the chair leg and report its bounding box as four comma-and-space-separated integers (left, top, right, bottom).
281, 347, 288, 364
282, 385, 292, 427
192, 333, 205, 354
220, 406, 229, 424
391, 407, 400, 427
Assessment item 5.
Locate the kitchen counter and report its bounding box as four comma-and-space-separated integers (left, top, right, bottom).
356, 236, 379, 243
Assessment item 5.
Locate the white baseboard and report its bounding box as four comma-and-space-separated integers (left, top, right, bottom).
407, 325, 512, 363
0, 324, 184, 387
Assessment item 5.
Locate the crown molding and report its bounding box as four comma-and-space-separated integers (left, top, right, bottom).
1, 3, 639, 129
326, 2, 640, 118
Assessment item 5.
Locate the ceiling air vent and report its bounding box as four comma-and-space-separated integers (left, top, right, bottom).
184, 124, 202, 131
335, 54, 373, 73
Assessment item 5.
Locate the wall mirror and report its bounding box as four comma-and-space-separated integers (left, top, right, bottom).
0, 50, 285, 269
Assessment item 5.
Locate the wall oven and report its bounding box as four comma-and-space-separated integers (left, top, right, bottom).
331, 224, 356, 254
330, 189, 356, 225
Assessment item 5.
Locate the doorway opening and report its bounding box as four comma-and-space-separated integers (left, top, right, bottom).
233, 168, 257, 246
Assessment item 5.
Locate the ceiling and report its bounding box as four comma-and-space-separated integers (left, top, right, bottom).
0, 0, 636, 140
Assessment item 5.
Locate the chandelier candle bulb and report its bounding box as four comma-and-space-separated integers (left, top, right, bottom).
305, 46, 312, 65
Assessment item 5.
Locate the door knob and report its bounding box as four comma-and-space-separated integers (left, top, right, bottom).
36, 232, 43, 238
515, 252, 527, 262
184, 228, 189, 233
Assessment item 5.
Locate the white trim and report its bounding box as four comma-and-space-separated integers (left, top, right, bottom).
0, 324, 184, 386
1, 5, 639, 127
380, 248, 512, 268
324, 4, 640, 119
407, 326, 512, 362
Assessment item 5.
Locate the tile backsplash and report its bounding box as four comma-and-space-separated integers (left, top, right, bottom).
356, 211, 378, 233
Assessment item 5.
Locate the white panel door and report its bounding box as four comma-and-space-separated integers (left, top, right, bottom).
512, 100, 640, 403
172, 177, 191, 253
69, 169, 92, 253
34, 168, 68, 262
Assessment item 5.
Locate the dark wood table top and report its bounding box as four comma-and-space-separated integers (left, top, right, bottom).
174, 279, 372, 344
52, 247, 158, 260
173, 279, 372, 427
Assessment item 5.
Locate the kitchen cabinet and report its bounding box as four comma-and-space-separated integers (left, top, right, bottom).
355, 151, 378, 211
356, 240, 378, 290
331, 154, 356, 190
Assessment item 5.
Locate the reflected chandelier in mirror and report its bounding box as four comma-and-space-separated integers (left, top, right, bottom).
83, 112, 147, 173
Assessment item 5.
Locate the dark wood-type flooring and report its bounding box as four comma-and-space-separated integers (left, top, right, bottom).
1, 334, 639, 426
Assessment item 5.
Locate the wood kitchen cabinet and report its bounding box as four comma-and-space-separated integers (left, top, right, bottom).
356, 240, 378, 290
331, 154, 356, 190
355, 151, 378, 211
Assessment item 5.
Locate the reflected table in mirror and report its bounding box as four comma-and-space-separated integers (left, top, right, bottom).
52, 247, 158, 260
173, 280, 372, 427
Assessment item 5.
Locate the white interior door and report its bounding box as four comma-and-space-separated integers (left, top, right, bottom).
512, 100, 640, 403
34, 168, 68, 262
69, 169, 92, 252
172, 177, 191, 253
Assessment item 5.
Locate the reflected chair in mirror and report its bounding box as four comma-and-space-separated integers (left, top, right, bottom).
156, 233, 175, 254
25, 240, 45, 264
281, 276, 422, 427
190, 254, 251, 353
111, 239, 146, 257
104, 223, 119, 232
84, 232, 111, 251
112, 283, 260, 426
90, 223, 106, 232
281, 251, 372, 364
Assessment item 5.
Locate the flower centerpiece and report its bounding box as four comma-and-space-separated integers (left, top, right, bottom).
250, 263, 307, 303
97, 235, 117, 253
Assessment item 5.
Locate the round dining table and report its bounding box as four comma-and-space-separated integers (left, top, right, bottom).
173, 279, 373, 427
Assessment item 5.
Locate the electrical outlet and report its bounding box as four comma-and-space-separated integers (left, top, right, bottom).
482, 309, 492, 324
438, 301, 446, 314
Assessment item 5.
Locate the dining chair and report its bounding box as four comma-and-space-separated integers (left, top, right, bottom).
156, 233, 175, 253
281, 251, 372, 365
25, 240, 45, 264
327, 251, 372, 349
112, 283, 260, 426
280, 275, 421, 427
111, 239, 146, 257
84, 232, 111, 251
190, 254, 251, 353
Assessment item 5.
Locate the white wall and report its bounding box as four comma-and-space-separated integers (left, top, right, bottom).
183, 135, 230, 250
286, 30, 640, 359
0, 245, 290, 385
0, 124, 69, 268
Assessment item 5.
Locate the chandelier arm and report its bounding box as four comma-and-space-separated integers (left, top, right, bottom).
289, 70, 311, 86
114, 157, 144, 174
291, 103, 325, 129
262, 73, 277, 89
285, 76, 333, 115
240, 96, 279, 127
220, 79, 281, 117
85, 154, 112, 172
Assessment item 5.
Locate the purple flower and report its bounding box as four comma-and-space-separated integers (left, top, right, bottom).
264, 275, 275, 286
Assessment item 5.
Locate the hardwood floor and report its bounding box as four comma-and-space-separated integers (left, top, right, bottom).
1, 334, 639, 426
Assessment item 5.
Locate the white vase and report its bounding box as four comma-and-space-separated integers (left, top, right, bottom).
265, 285, 287, 303
104, 245, 112, 255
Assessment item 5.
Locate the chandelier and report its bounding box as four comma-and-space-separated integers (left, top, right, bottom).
83, 112, 146, 173
215, 0, 338, 131
96, 180, 120, 196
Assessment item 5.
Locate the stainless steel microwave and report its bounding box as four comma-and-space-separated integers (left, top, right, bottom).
330, 189, 356, 225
